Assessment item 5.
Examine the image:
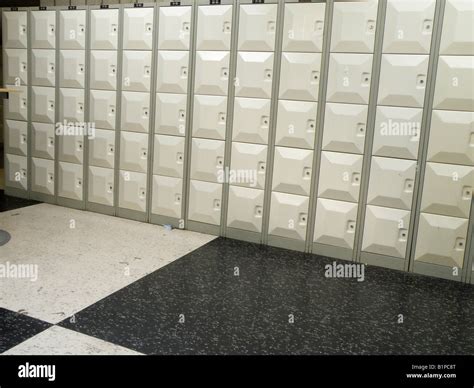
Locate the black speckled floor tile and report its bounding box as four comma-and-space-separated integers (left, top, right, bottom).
60, 238, 474, 355
0, 190, 41, 212
0, 308, 52, 353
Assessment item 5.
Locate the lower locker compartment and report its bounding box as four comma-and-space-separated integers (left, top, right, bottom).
58, 161, 83, 201
119, 132, 149, 173
88, 166, 114, 207
192, 95, 227, 140
188, 180, 222, 225
268, 192, 308, 241
5, 119, 27, 156
155, 93, 187, 136
230, 142, 267, 189
118, 170, 147, 212
153, 135, 185, 178
31, 158, 54, 196
151, 175, 182, 219
58, 135, 84, 164
232, 97, 270, 144
272, 146, 313, 196
190, 138, 225, 183
89, 129, 115, 169
227, 186, 264, 233
32, 122, 55, 160
5, 153, 27, 190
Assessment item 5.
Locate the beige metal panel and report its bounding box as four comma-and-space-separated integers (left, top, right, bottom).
151, 175, 183, 218
58, 161, 83, 200
439, 0, 474, 55
31, 49, 55, 87
59, 10, 86, 50
158, 6, 192, 51
188, 180, 222, 225
90, 90, 116, 130
31, 86, 55, 124
31, 10, 56, 49
122, 7, 154, 50
5, 119, 27, 156
59, 50, 85, 88
58, 134, 84, 164
90, 50, 117, 90
268, 192, 309, 241
118, 170, 147, 212
155, 93, 187, 136
120, 91, 150, 133
5, 154, 27, 190
121, 50, 152, 92
196, 5, 233, 51
232, 97, 270, 144
3, 49, 28, 86
2, 11, 28, 49
31, 158, 55, 196
32, 122, 55, 160
90, 9, 119, 50
279, 52, 321, 101
4, 85, 28, 121
153, 135, 185, 178
88, 128, 115, 169
272, 147, 313, 196
119, 131, 149, 173
59, 88, 84, 123
192, 94, 227, 140
190, 138, 225, 183
229, 142, 267, 189
238, 3, 277, 52
227, 186, 264, 232
235, 51, 274, 99
194, 51, 230, 96
156, 50, 189, 94
88, 166, 114, 206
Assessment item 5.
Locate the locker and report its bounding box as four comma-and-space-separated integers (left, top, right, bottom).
4, 85, 27, 121
415, 213, 468, 268
59, 88, 84, 123
279, 53, 321, 101
196, 5, 233, 51
90, 9, 119, 50
238, 4, 277, 52
158, 6, 192, 51
5, 154, 27, 190
282, 3, 325, 53
122, 51, 152, 92
235, 52, 274, 99
122, 8, 154, 50
331, 0, 378, 53
318, 151, 363, 203
372, 106, 422, 160
433, 56, 474, 112
153, 135, 185, 178
383, 0, 435, 54
272, 147, 313, 196
119, 132, 149, 173
31, 49, 55, 87
192, 95, 227, 140
31, 11, 56, 49
362, 205, 410, 259
5, 119, 27, 156
190, 138, 225, 183
188, 180, 222, 225
155, 93, 187, 136
121, 91, 150, 133
88, 166, 114, 206
31, 86, 55, 124
378, 54, 429, 108
32, 122, 55, 160
321, 103, 367, 155
90, 90, 116, 130
156, 51, 189, 94
268, 192, 309, 241
118, 170, 147, 212
230, 142, 267, 189
58, 161, 83, 201
151, 175, 183, 218
427, 110, 474, 166
3, 49, 28, 85
59, 10, 86, 50
420, 162, 474, 218
58, 134, 84, 164
366, 156, 416, 210
227, 186, 264, 232
90, 51, 117, 90
59, 50, 85, 88
88, 128, 115, 169
313, 198, 357, 249
2, 11, 27, 49
232, 97, 270, 144
326, 54, 373, 104
31, 158, 55, 195
439, 0, 474, 55
194, 51, 230, 96
275, 100, 317, 150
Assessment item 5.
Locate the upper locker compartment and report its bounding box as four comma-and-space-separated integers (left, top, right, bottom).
238, 3, 277, 52
31, 10, 56, 49
123, 7, 154, 50
331, 0, 378, 53
59, 10, 86, 49
439, 0, 474, 56
2, 11, 27, 49
383, 0, 435, 54
196, 4, 233, 51
282, 2, 325, 53
90, 9, 118, 50
158, 5, 192, 50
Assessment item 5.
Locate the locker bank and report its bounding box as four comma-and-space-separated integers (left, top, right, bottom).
0, 0, 473, 358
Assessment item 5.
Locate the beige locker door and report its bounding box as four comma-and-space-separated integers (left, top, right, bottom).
158, 6, 192, 50
194, 51, 230, 96
272, 147, 313, 196
5, 119, 27, 156
121, 91, 150, 133
227, 186, 264, 233
155, 93, 187, 137
32, 158, 55, 195
196, 5, 233, 51
153, 135, 185, 178
268, 192, 309, 241
88, 129, 115, 169
188, 180, 222, 225
31, 122, 55, 160
229, 142, 267, 189
88, 166, 114, 206
90, 9, 118, 50
90, 90, 116, 130
118, 170, 147, 212
90, 51, 117, 90
192, 95, 227, 140
58, 161, 83, 200
152, 175, 183, 218
189, 138, 225, 183
238, 3, 277, 52
119, 132, 149, 173
5, 154, 27, 190
232, 97, 270, 144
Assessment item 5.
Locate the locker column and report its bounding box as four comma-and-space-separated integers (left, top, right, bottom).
311, 0, 378, 259
358, 0, 436, 271
266, 0, 326, 251
116, 4, 154, 222
411, 0, 474, 281
186, 0, 235, 235
86, 4, 120, 215
2, 8, 29, 199
57, 6, 87, 209
150, 1, 193, 228
224, 0, 279, 243
30, 7, 57, 203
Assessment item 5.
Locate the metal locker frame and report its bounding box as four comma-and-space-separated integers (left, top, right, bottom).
2, 7, 30, 200
86, 3, 121, 217
115, 2, 155, 223
184, 0, 237, 237
149, 0, 194, 229
409, 0, 474, 282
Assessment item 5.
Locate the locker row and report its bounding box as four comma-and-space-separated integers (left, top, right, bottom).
2, 0, 473, 283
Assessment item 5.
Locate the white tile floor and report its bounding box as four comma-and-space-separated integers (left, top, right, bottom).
0, 203, 215, 324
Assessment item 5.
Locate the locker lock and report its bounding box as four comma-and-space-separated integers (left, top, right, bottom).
139, 189, 146, 199
21, 169, 27, 178
179, 110, 185, 120
47, 173, 54, 183
267, 21, 276, 32
77, 179, 82, 187
143, 108, 149, 117
48, 138, 54, 147
264, 70, 272, 80
423, 20, 432, 33
21, 63, 27, 71
181, 67, 188, 78
175, 194, 181, 203
357, 124, 366, 134
417, 75, 426, 88
255, 206, 263, 217
176, 153, 184, 163
303, 167, 311, 178
145, 66, 151, 76
111, 24, 117, 33
352, 173, 360, 185
141, 149, 147, 158
107, 184, 113, 193
49, 101, 54, 110
79, 64, 84, 73
258, 162, 265, 172
399, 229, 408, 241
21, 25, 26, 34
455, 238, 465, 250
49, 64, 55, 72
299, 213, 307, 224
49, 25, 55, 34
463, 187, 472, 199
221, 68, 229, 78
261, 116, 269, 127
214, 199, 221, 209
311, 71, 319, 83
108, 145, 114, 154
218, 112, 226, 123
110, 106, 115, 114
307, 120, 315, 131
21, 134, 27, 144
79, 25, 85, 33
216, 157, 224, 166
223, 22, 231, 33
21, 99, 27, 108
347, 221, 356, 232
77, 142, 83, 151
182, 23, 190, 32
145, 24, 152, 33
366, 20, 375, 33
